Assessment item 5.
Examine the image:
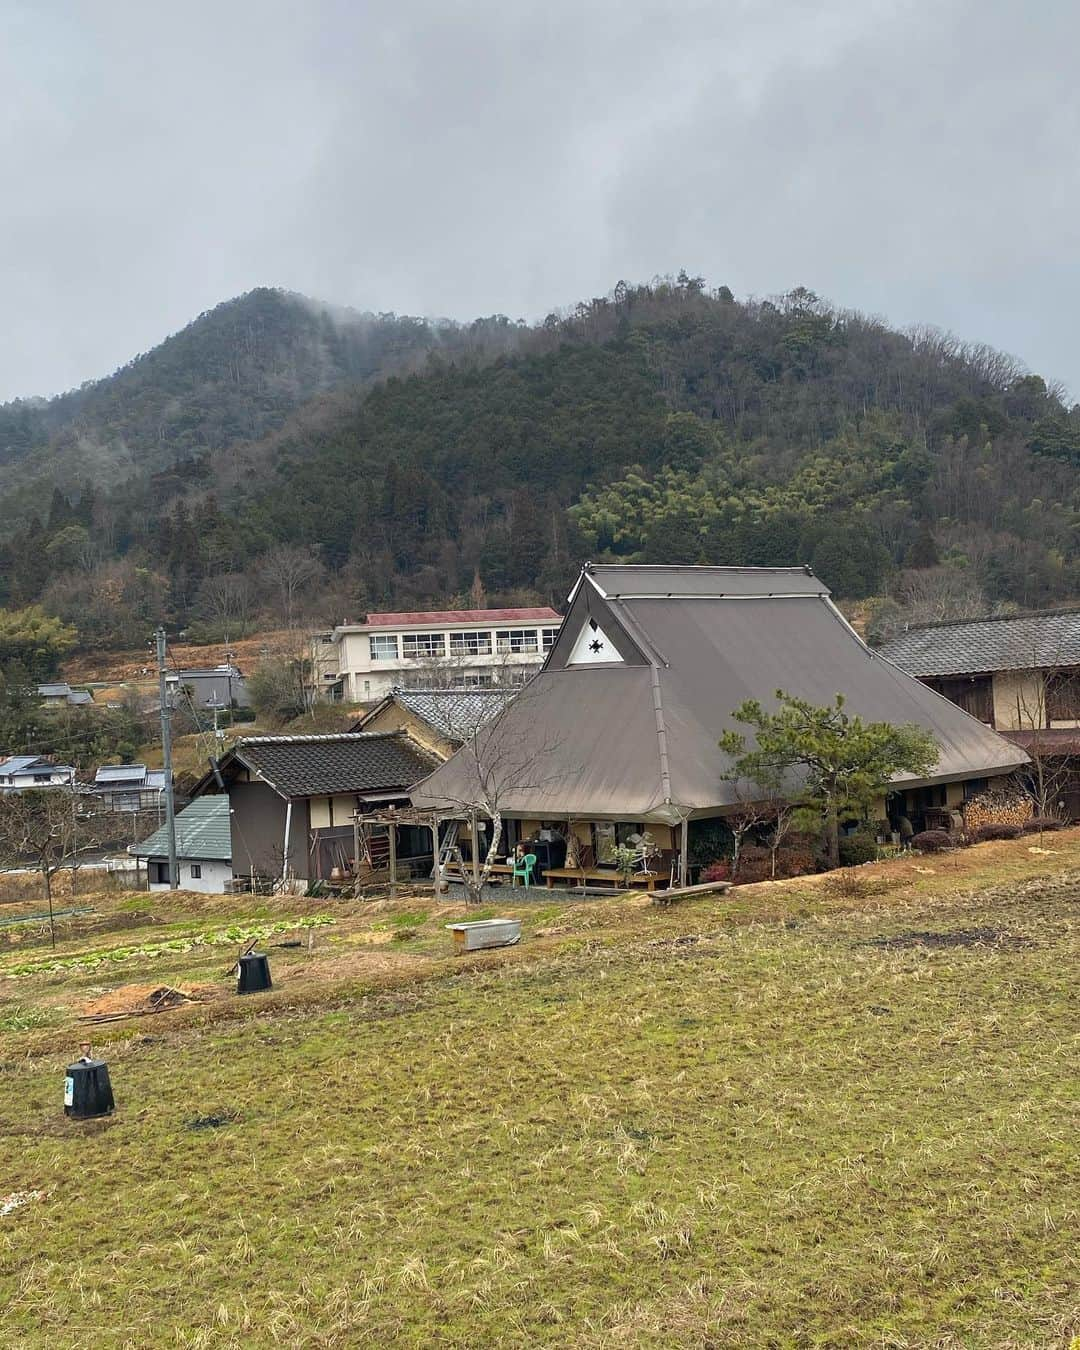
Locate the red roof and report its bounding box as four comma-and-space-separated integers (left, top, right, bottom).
364, 607, 562, 627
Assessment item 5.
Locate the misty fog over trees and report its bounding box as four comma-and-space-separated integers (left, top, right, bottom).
1, 277, 1077, 649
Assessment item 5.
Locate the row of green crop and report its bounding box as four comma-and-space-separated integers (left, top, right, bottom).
1, 917, 335, 978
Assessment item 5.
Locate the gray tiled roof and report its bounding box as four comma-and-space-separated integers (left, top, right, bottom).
358, 687, 517, 742
878, 610, 1080, 677
130, 796, 232, 861
229, 732, 438, 798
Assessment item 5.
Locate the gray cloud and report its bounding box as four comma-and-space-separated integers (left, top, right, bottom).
2, 0, 1078, 401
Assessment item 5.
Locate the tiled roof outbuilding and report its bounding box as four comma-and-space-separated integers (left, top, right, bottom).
216, 732, 439, 798
878, 609, 1080, 677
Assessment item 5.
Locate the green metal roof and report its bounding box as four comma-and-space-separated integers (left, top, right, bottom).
130, 795, 231, 862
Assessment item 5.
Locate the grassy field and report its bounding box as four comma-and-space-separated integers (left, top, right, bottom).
1, 837, 1078, 1347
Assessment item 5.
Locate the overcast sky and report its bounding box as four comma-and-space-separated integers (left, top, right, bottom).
3, 0, 1079, 402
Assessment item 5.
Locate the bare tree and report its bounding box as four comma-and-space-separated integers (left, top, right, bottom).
416, 685, 567, 903
261, 545, 325, 631
897, 566, 987, 625
196, 572, 254, 639
1010, 654, 1079, 820
0, 789, 104, 947
721, 779, 777, 882
765, 800, 797, 880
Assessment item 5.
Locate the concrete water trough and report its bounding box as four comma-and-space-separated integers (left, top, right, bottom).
445, 918, 522, 953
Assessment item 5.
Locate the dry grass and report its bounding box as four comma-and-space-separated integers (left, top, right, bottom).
0, 838, 1078, 1346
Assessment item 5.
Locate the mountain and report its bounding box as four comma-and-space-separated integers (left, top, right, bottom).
2, 276, 1079, 648
0, 288, 455, 511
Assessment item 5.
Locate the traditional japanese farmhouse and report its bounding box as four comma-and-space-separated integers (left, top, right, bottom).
412, 564, 1029, 883
878, 607, 1080, 818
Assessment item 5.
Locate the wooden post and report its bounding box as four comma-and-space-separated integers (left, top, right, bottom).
431, 814, 442, 895
388, 821, 397, 899
470, 811, 480, 889
679, 815, 689, 887
352, 814, 360, 881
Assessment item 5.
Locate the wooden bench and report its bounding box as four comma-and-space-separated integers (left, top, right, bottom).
543, 867, 661, 892
442, 862, 516, 885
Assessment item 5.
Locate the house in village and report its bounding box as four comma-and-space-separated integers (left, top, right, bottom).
92, 763, 168, 813
130, 796, 232, 892
411, 564, 1029, 885
0, 755, 76, 792
311, 607, 562, 703
351, 686, 517, 760
878, 608, 1080, 818
191, 731, 439, 887
166, 664, 249, 710
37, 682, 94, 708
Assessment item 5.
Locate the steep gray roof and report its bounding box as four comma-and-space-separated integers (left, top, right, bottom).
583, 563, 828, 600
221, 732, 438, 798
877, 610, 1080, 677
413, 565, 1028, 824
355, 687, 517, 742
131, 796, 231, 861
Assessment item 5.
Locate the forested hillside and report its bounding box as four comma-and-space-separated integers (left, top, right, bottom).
2, 277, 1078, 648
0, 288, 474, 507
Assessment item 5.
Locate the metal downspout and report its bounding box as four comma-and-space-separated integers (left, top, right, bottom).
650, 665, 673, 806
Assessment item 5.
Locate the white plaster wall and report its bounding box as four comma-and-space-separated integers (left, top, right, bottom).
148, 859, 232, 893
992, 672, 1045, 730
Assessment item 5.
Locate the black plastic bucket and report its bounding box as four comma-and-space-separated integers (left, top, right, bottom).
64, 1059, 115, 1119
237, 952, 272, 994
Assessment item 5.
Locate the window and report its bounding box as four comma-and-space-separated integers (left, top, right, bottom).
402, 632, 445, 659
189, 864, 202, 880
449, 673, 495, 688
1047, 671, 1080, 722
929, 676, 993, 724
449, 630, 492, 656
495, 629, 539, 654
541, 627, 559, 651
369, 634, 398, 661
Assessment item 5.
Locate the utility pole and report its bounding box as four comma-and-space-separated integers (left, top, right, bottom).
155, 626, 179, 890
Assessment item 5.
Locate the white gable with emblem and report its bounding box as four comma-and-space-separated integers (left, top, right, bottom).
567, 616, 623, 666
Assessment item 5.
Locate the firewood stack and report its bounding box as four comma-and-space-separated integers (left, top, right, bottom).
963, 790, 1034, 834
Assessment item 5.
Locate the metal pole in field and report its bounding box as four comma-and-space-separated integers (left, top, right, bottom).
155, 626, 179, 890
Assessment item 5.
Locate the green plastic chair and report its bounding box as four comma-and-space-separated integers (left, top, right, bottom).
512, 852, 537, 887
